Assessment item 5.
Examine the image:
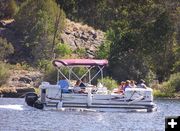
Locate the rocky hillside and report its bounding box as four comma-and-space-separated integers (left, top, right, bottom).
0, 69, 43, 97
61, 19, 105, 58
0, 19, 105, 97
0, 19, 105, 59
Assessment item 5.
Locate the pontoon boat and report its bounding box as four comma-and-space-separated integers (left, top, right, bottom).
25, 59, 157, 112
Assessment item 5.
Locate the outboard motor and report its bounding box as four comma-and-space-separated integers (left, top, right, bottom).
25, 92, 38, 107
34, 100, 44, 109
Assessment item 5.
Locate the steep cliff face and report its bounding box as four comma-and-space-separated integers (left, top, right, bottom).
61, 19, 105, 58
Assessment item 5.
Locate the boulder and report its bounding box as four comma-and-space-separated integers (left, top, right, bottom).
19, 77, 32, 84
2, 69, 43, 97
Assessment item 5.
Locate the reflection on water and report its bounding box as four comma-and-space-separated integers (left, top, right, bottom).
0, 98, 180, 131
0, 105, 24, 110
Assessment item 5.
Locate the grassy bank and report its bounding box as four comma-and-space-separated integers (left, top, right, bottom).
153, 72, 180, 98
154, 90, 180, 99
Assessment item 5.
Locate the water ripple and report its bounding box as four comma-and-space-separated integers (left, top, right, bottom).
0, 98, 180, 131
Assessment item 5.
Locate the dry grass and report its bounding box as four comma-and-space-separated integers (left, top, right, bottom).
0, 87, 17, 94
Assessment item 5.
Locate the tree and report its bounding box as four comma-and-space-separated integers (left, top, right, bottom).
14, 0, 65, 63
108, 27, 151, 81
107, 0, 164, 82
96, 32, 111, 59
144, 11, 177, 81
108, 1, 178, 82
57, 0, 110, 30
56, 0, 77, 20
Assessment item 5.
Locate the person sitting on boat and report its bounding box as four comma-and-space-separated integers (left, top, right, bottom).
79, 77, 87, 88
73, 80, 85, 93
137, 79, 147, 89
113, 81, 125, 94
130, 80, 137, 88
123, 80, 131, 91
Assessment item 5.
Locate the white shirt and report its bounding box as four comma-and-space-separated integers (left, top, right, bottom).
73, 86, 81, 93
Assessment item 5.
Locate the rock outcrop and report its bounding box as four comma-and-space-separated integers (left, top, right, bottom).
7, 69, 43, 88
0, 69, 43, 97
61, 19, 105, 58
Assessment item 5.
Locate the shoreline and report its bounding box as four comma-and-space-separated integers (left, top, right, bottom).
154, 97, 180, 100
0, 87, 35, 98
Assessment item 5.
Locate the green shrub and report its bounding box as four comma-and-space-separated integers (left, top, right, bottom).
43, 64, 57, 84
154, 72, 180, 97
173, 60, 180, 72
98, 77, 118, 90
153, 89, 172, 97
37, 60, 57, 84
0, 37, 14, 60
37, 59, 52, 72
161, 81, 175, 94
74, 48, 86, 58
0, 62, 10, 86
144, 70, 156, 86
166, 72, 180, 92
0, 0, 18, 19
17, 61, 33, 70
96, 40, 111, 59
55, 43, 72, 57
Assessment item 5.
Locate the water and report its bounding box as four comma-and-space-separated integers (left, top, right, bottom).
0, 98, 180, 131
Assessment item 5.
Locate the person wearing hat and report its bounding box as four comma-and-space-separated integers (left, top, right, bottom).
137, 79, 147, 89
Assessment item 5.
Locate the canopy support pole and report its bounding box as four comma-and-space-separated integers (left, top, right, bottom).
57, 69, 59, 84
89, 66, 105, 83
101, 66, 103, 84
57, 67, 70, 84
56, 65, 105, 86
67, 66, 94, 83
88, 67, 91, 84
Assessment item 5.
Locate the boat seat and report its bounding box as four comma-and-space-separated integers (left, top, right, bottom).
58, 79, 70, 93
